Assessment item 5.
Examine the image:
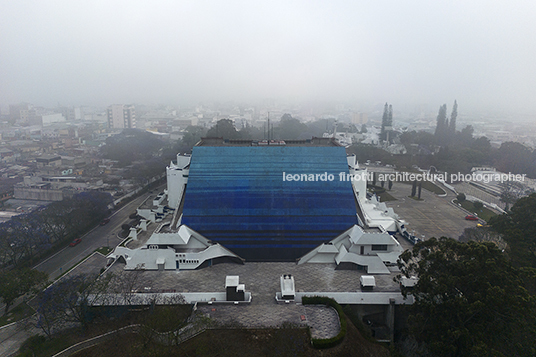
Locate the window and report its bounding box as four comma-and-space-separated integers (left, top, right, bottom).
371, 245, 388, 251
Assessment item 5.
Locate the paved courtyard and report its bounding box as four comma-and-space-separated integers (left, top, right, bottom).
105, 261, 402, 339
109, 262, 401, 298
196, 304, 340, 339
385, 183, 480, 240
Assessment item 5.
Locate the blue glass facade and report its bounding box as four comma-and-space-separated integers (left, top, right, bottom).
181, 146, 358, 260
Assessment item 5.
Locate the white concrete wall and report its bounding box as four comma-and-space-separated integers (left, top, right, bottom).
166, 166, 188, 209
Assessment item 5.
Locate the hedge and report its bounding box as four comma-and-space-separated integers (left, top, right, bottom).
302, 296, 347, 349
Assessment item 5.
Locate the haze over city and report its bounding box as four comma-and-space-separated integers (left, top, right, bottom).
2, 0, 536, 113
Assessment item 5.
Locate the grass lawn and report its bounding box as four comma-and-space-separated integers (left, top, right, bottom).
17, 305, 193, 357
0, 302, 34, 327
368, 185, 397, 202
18, 333, 80, 357
378, 191, 397, 202
394, 172, 447, 195
456, 200, 497, 222
96, 247, 112, 256
73, 316, 390, 357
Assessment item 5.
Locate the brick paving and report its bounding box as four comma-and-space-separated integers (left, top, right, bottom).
195, 302, 340, 339
105, 261, 402, 340
110, 262, 401, 296
304, 305, 340, 339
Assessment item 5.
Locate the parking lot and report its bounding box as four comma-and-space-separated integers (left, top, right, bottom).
384, 182, 480, 240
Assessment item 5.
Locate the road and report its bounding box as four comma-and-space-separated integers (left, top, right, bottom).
0, 188, 163, 357
33, 190, 157, 281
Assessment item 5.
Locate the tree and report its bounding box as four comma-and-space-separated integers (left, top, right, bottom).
434, 104, 448, 145
490, 193, 536, 268
102, 129, 165, 166
449, 100, 457, 134
380, 103, 393, 142
36, 273, 114, 336
494, 141, 535, 178
397, 237, 536, 356
459, 125, 474, 145
275, 115, 308, 140
456, 193, 466, 203
498, 180, 531, 211
206, 119, 241, 139
459, 226, 506, 250
179, 125, 207, 149
0, 268, 48, 315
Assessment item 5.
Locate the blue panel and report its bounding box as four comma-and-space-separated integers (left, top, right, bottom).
181, 146, 357, 260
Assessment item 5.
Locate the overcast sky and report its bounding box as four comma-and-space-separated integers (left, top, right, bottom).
1, 0, 535, 112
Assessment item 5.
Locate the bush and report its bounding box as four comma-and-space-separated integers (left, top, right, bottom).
456, 193, 466, 202
302, 296, 347, 349
19, 335, 47, 356
473, 201, 484, 210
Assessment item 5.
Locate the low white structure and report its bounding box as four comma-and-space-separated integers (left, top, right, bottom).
360, 275, 376, 290
110, 224, 243, 270
298, 225, 403, 274
166, 153, 190, 209
278, 274, 296, 301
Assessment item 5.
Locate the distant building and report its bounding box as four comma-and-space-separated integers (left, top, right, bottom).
110, 137, 412, 273
351, 112, 368, 125
107, 104, 136, 129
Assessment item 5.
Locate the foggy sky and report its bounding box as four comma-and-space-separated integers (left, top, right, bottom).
1, 0, 535, 112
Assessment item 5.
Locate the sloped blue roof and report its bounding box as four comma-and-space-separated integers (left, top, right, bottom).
181, 146, 358, 260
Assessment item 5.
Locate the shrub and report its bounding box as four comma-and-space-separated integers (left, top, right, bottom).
302, 296, 347, 349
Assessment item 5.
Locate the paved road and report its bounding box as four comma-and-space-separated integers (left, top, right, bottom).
33, 190, 158, 281
0, 188, 164, 357
453, 182, 505, 209
385, 183, 479, 240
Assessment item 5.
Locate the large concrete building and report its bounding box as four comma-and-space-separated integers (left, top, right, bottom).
107, 104, 136, 129
111, 137, 408, 272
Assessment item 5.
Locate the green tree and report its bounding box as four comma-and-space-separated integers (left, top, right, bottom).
459, 125, 474, 145
274, 115, 308, 140
101, 129, 164, 166
380, 103, 393, 142
498, 180, 531, 211
456, 193, 466, 202
206, 119, 240, 139
434, 104, 448, 145
449, 100, 458, 134
397, 237, 536, 356
0, 268, 48, 315
459, 226, 507, 250
490, 193, 536, 268
494, 141, 535, 178
179, 125, 207, 149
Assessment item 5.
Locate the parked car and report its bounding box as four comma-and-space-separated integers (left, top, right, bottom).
100, 218, 111, 225
465, 215, 478, 221
69, 238, 82, 247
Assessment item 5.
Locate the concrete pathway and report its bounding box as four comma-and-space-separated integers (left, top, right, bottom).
0, 318, 38, 357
